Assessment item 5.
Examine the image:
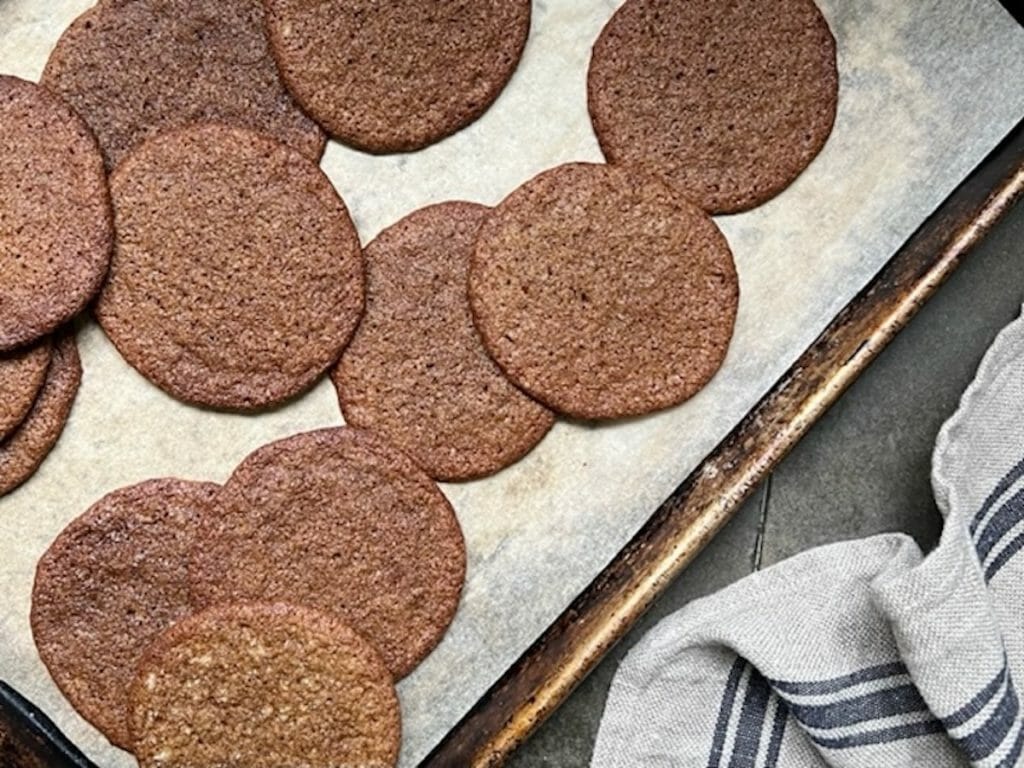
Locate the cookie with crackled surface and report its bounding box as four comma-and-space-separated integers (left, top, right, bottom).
0, 333, 81, 497
32, 479, 220, 750
0, 76, 111, 351
190, 427, 465, 678
469, 162, 738, 420
333, 201, 555, 482
129, 603, 400, 768
42, 0, 325, 170
588, 0, 838, 214
263, 0, 531, 152
96, 123, 364, 411
0, 339, 50, 441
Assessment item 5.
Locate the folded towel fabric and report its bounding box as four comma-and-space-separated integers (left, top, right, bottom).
592, 307, 1024, 768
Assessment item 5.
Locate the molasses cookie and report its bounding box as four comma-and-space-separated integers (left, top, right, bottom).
42, 0, 325, 170
263, 0, 531, 152
32, 479, 219, 749
588, 0, 838, 213
128, 603, 400, 768
189, 427, 465, 678
0, 76, 111, 351
0, 333, 81, 497
96, 123, 364, 411
333, 202, 555, 481
0, 339, 50, 441
469, 162, 738, 420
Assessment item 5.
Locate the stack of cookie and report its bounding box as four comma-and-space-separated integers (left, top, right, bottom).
0, 76, 108, 496
32, 427, 465, 767
2, 0, 839, 763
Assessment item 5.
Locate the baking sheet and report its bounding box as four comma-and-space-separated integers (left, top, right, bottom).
2, 1, 1023, 765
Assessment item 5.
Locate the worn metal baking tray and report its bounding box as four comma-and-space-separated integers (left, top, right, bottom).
0, 1, 1019, 768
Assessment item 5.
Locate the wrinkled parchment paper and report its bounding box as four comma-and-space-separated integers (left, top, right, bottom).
2, 1, 1023, 764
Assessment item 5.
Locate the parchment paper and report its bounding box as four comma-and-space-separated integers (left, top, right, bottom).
2, 1, 1023, 765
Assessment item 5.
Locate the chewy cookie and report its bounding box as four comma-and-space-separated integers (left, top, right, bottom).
31, 479, 219, 750
588, 0, 838, 214
0, 333, 81, 497
96, 123, 364, 411
42, 0, 325, 170
333, 202, 555, 481
128, 603, 400, 768
189, 427, 465, 678
469, 163, 738, 420
0, 76, 111, 351
263, 0, 531, 152
0, 339, 50, 441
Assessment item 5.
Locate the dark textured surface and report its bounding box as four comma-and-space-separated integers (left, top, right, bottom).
0, 683, 93, 768
128, 603, 400, 768
97, 123, 364, 412
333, 202, 554, 482
508, 182, 1024, 765
588, 0, 837, 214
470, 162, 738, 420
0, 76, 111, 351
0, 718, 49, 768
263, 0, 530, 153
0, 334, 81, 497
0, 338, 50, 441
42, 0, 325, 170
31, 479, 220, 750
189, 427, 466, 679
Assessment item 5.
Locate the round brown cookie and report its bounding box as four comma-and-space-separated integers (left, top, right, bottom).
469, 162, 738, 421
128, 603, 400, 768
96, 123, 364, 411
263, 0, 531, 153
0, 338, 51, 441
587, 0, 838, 214
0, 76, 112, 351
0, 333, 81, 497
41, 0, 325, 171
31, 479, 220, 750
333, 202, 555, 482
190, 427, 465, 678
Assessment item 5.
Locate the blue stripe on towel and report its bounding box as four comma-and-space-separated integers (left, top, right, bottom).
970, 455, 1024, 536
997, 722, 1024, 768
750, 658, 1024, 758
787, 684, 928, 729
951, 670, 1019, 762
811, 718, 945, 749
769, 661, 907, 697
942, 663, 1006, 729
728, 669, 771, 768
986, 531, 1024, 581
764, 700, 787, 768
708, 658, 747, 768
975, 486, 1024, 562
770, 663, 941, 751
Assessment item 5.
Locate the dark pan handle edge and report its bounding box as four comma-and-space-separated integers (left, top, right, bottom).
1, 681, 99, 768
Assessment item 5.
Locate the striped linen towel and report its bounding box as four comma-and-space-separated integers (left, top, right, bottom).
591, 307, 1024, 768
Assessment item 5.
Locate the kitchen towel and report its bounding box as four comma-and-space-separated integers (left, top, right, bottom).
591, 306, 1024, 768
